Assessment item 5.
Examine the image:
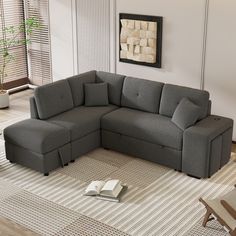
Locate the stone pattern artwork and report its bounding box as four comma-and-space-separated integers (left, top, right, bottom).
120, 19, 157, 64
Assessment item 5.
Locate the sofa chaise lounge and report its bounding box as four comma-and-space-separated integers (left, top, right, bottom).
4, 71, 233, 178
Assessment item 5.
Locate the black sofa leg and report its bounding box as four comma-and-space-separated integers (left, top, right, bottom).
9, 160, 15, 163
44, 173, 49, 176
64, 163, 68, 166
187, 174, 201, 179
70, 160, 75, 163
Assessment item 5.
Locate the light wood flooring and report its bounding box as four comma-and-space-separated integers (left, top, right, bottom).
0, 89, 33, 140
0, 89, 33, 123
0, 217, 38, 236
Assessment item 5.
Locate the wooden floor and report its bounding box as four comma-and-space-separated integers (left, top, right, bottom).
0, 89, 235, 235
0, 89, 33, 139
0, 89, 33, 123
0, 217, 38, 236
233, 144, 236, 153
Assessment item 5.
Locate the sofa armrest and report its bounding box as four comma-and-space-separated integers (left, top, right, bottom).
29, 96, 39, 119
182, 115, 233, 178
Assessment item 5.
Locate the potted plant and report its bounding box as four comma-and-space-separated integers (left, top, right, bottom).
0, 17, 40, 108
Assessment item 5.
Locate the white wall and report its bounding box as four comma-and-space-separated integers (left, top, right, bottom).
49, 0, 77, 81
204, 0, 236, 140
116, 0, 206, 89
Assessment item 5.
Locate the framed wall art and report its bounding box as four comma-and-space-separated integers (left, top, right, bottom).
119, 13, 163, 68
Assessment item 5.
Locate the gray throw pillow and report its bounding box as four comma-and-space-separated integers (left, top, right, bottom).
172, 98, 200, 130
84, 82, 109, 106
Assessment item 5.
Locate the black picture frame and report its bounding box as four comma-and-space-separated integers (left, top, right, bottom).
119, 13, 163, 68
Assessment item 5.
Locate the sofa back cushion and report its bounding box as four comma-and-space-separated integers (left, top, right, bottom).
67, 70, 96, 106
34, 80, 74, 120
96, 71, 125, 106
121, 76, 164, 113
159, 84, 210, 120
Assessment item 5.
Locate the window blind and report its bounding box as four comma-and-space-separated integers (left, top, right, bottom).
24, 0, 52, 86
0, 0, 28, 89
77, 0, 110, 73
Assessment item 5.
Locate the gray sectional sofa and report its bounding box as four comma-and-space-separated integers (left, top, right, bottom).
4, 70, 233, 178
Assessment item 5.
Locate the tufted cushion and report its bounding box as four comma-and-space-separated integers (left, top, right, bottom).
34, 80, 74, 120
159, 84, 210, 120
121, 77, 164, 113
84, 82, 109, 106
96, 71, 125, 106
67, 70, 96, 107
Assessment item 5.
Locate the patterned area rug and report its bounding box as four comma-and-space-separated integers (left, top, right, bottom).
185, 219, 228, 236
0, 140, 235, 236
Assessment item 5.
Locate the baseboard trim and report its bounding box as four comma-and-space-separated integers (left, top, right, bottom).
8, 84, 29, 94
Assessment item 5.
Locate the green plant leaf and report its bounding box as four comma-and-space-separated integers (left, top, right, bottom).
0, 17, 40, 89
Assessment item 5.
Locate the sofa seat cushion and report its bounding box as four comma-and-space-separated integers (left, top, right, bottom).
101, 108, 183, 150
4, 119, 70, 154
48, 105, 118, 141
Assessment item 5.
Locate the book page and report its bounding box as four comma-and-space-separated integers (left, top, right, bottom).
84, 180, 105, 196
112, 184, 123, 198
96, 185, 128, 202
100, 179, 122, 197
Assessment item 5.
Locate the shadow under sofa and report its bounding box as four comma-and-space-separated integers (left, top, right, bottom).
4, 70, 233, 178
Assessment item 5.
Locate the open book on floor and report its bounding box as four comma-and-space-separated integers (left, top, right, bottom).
84, 179, 127, 202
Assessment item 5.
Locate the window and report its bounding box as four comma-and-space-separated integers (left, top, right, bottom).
25, 0, 52, 86
0, 0, 52, 89
0, 0, 28, 89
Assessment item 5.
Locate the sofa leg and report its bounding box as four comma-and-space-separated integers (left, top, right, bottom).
64, 163, 68, 166
104, 147, 110, 150
9, 160, 15, 163
44, 173, 49, 176
70, 160, 75, 163
187, 174, 201, 179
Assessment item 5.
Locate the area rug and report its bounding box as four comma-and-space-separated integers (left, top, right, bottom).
0, 141, 235, 236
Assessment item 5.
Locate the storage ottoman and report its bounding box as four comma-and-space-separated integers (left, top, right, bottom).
4, 119, 71, 176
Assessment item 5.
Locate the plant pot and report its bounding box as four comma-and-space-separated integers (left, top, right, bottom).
0, 90, 9, 109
